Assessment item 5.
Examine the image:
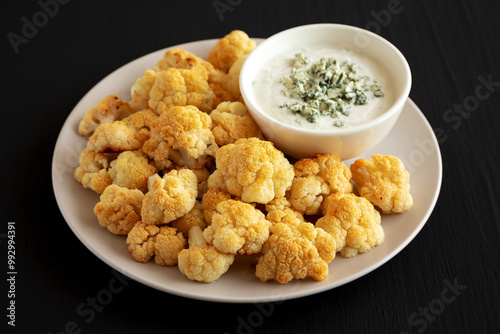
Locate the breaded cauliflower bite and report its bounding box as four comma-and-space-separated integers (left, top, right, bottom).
87, 121, 143, 153
130, 70, 157, 112
316, 193, 384, 258
74, 148, 115, 194
131, 49, 220, 112
224, 54, 247, 101
265, 209, 336, 263
203, 199, 272, 255
265, 197, 292, 213
155, 48, 214, 79
256, 209, 336, 284
201, 188, 232, 225
350, 154, 413, 214
209, 101, 263, 146
108, 150, 157, 193
207, 137, 294, 204
207, 30, 256, 73
141, 128, 175, 171
126, 222, 185, 266
94, 185, 144, 235
288, 154, 353, 215
171, 201, 206, 238
148, 68, 215, 114
158, 105, 218, 168
175, 166, 211, 199
121, 108, 159, 144
141, 170, 198, 225
178, 226, 235, 283
78, 95, 131, 136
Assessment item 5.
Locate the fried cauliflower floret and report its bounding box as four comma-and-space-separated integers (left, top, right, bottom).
126, 222, 185, 266
255, 218, 334, 284
155, 48, 213, 79
108, 150, 157, 193
224, 54, 247, 100
350, 154, 413, 214
87, 121, 143, 153
316, 193, 384, 258
288, 154, 353, 215
202, 199, 271, 255
78, 95, 131, 136
209, 101, 263, 146
265, 209, 335, 263
130, 70, 157, 112
176, 166, 211, 199
171, 201, 206, 238
94, 185, 144, 235
141, 127, 175, 171
148, 68, 215, 114
201, 188, 232, 225
178, 226, 235, 283
121, 108, 159, 144
74, 148, 114, 194
141, 170, 198, 225
207, 30, 256, 73
265, 207, 305, 225
265, 197, 291, 213
156, 105, 218, 168
190, 167, 211, 199
207, 137, 294, 204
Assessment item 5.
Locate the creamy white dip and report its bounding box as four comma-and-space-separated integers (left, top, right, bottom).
252, 46, 395, 130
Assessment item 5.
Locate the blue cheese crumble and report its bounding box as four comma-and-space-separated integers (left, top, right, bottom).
279, 53, 384, 127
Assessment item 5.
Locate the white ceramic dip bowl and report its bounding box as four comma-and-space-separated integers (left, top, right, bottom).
240, 24, 411, 160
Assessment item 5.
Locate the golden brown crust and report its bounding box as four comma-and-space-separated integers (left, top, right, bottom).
255, 213, 335, 284
207, 137, 294, 204
148, 68, 215, 114
201, 188, 232, 225
94, 185, 144, 235
78, 95, 131, 136
87, 121, 143, 153
288, 154, 352, 215
207, 30, 256, 73
140, 169, 198, 225
209, 101, 263, 147
171, 201, 206, 238
108, 150, 157, 193
350, 154, 413, 214
316, 193, 384, 258
126, 222, 185, 266
202, 199, 271, 255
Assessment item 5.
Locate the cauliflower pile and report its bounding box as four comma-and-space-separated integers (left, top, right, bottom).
73, 30, 414, 286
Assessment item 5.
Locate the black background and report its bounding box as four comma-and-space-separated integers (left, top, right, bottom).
2, 0, 499, 333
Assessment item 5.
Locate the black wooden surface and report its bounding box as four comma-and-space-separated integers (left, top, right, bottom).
2, 0, 499, 333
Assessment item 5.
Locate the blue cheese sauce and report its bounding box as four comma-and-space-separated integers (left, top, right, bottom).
252, 47, 394, 130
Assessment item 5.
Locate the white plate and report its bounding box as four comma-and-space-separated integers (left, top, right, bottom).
52, 38, 442, 303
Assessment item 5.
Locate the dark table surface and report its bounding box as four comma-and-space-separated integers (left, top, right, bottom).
3, 0, 499, 333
